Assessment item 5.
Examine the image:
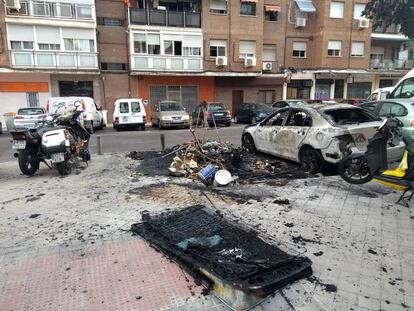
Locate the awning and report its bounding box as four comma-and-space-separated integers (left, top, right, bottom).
241, 0, 258, 2
264, 5, 281, 12
295, 0, 316, 13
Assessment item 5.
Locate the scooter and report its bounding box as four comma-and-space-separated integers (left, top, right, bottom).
338, 118, 414, 207
11, 101, 90, 176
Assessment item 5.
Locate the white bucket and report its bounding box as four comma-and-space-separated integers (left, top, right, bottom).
214, 169, 233, 186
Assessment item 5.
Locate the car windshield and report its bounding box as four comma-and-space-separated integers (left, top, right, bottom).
17, 108, 45, 115
322, 108, 378, 125
208, 103, 226, 111
252, 103, 272, 111
288, 100, 306, 107
160, 102, 185, 111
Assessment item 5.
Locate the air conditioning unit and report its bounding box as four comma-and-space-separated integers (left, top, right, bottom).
245, 57, 256, 67
6, 0, 21, 10
295, 17, 307, 28
262, 62, 272, 71
216, 57, 227, 67
359, 19, 369, 29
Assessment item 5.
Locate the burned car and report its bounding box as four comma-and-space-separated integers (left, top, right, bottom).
241, 104, 405, 173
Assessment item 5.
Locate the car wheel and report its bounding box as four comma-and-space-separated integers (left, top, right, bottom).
234, 116, 239, 124
225, 122, 231, 127
242, 134, 257, 153
141, 124, 146, 131
115, 125, 121, 132
338, 156, 373, 184
299, 147, 323, 174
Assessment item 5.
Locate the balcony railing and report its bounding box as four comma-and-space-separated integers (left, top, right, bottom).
10, 50, 98, 70
130, 8, 201, 28
6, 1, 94, 21
370, 59, 414, 70
131, 55, 202, 71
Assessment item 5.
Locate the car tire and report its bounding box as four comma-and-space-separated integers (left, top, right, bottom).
299, 147, 324, 174
338, 156, 373, 184
18, 150, 39, 176
141, 124, 146, 131
87, 122, 94, 134
225, 122, 231, 127
97, 118, 104, 130
242, 134, 257, 153
115, 125, 121, 132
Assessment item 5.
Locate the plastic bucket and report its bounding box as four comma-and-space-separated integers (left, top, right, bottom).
198, 164, 217, 185
214, 169, 233, 186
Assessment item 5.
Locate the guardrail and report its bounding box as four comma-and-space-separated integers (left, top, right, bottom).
131, 54, 202, 71
130, 8, 201, 28
370, 59, 414, 70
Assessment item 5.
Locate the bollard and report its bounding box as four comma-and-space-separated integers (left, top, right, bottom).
160, 133, 165, 151
97, 135, 103, 155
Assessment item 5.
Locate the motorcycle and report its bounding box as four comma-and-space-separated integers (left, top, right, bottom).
11, 101, 91, 176
338, 118, 414, 206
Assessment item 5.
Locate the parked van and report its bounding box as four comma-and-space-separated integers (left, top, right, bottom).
47, 97, 103, 134
367, 87, 394, 101
113, 98, 146, 131
390, 68, 414, 99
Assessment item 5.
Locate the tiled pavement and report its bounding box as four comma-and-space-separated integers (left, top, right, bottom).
0, 155, 414, 311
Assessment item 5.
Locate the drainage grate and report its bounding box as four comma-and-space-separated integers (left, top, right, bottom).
131, 205, 312, 293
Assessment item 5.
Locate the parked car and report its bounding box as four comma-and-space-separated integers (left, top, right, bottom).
367, 87, 394, 101
340, 98, 369, 106
389, 68, 414, 99
234, 103, 274, 124
306, 99, 337, 105
46, 97, 103, 134
151, 100, 190, 129
241, 104, 405, 173
13, 107, 46, 129
113, 98, 146, 131
192, 102, 232, 127
271, 100, 307, 109
0, 121, 2, 134
360, 99, 414, 144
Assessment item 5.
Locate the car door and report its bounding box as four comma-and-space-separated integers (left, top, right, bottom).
118, 101, 130, 124
236, 104, 247, 122
275, 109, 312, 160
254, 109, 290, 155
92, 100, 101, 126
360, 101, 381, 115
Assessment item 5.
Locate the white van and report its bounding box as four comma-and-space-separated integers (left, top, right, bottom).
367, 86, 394, 101
113, 98, 146, 131
46, 97, 103, 134
390, 68, 414, 99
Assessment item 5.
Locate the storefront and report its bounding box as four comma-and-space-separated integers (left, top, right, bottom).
287, 80, 313, 99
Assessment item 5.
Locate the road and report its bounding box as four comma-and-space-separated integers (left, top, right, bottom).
0, 124, 246, 163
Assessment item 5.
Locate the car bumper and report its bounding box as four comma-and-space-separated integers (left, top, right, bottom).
13, 121, 40, 129
160, 120, 190, 127
207, 117, 232, 124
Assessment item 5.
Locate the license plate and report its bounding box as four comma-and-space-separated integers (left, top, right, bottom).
51, 152, 65, 163
12, 140, 26, 149
122, 116, 129, 123
214, 113, 224, 116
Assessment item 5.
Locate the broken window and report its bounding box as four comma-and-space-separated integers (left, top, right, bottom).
323, 108, 377, 125
285, 111, 311, 127
266, 110, 289, 126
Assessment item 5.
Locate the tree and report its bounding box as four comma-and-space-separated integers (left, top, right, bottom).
363, 0, 414, 39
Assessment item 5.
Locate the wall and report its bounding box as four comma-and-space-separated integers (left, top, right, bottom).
102, 73, 131, 123
0, 1, 10, 68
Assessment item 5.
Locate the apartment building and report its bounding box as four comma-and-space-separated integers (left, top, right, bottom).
0, 0, 99, 120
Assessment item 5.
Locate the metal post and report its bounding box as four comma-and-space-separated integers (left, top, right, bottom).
97, 135, 103, 155
160, 134, 165, 151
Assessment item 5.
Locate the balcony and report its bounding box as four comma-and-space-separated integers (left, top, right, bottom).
6, 1, 94, 21
130, 8, 201, 28
10, 50, 98, 70
370, 59, 414, 70
131, 55, 202, 72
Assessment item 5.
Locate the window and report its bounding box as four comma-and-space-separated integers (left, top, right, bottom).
101, 63, 127, 70
76, 5, 92, 19
147, 33, 160, 55
38, 43, 60, 50
63, 39, 94, 52
53, 3, 72, 18
10, 41, 33, 50
240, 1, 256, 16
264, 5, 279, 21
360, 102, 378, 113
286, 110, 311, 127
258, 90, 275, 104
266, 110, 289, 126
26, 93, 39, 108
391, 78, 414, 99
101, 18, 124, 26
378, 102, 408, 117
119, 102, 129, 113
210, 40, 227, 57
330, 2, 344, 18
351, 42, 364, 57
323, 108, 376, 125
328, 41, 341, 57
131, 102, 141, 113
33, 1, 50, 16
134, 33, 147, 53
239, 40, 256, 58
353, 3, 366, 20
292, 42, 306, 58
210, 0, 227, 14
183, 47, 201, 56
263, 44, 276, 61
164, 41, 182, 56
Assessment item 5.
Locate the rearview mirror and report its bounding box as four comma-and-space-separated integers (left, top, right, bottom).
143, 100, 148, 106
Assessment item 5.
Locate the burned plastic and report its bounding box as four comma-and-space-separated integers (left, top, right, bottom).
131, 205, 312, 296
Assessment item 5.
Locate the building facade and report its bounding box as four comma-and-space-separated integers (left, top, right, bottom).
0, 0, 413, 126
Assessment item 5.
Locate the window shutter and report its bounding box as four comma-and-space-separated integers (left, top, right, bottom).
36, 26, 61, 44
330, 2, 344, 18
183, 35, 202, 47
328, 41, 341, 50
210, 0, 226, 11
353, 3, 366, 19
8, 25, 34, 41
147, 34, 160, 45
62, 28, 94, 40
210, 40, 227, 47
293, 42, 306, 50
263, 44, 276, 61
351, 42, 364, 55
239, 41, 256, 54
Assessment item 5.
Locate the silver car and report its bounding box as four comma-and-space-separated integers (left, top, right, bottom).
242, 104, 405, 173
14, 107, 47, 129
151, 101, 190, 129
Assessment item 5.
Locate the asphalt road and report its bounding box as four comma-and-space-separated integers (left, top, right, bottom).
0, 124, 246, 163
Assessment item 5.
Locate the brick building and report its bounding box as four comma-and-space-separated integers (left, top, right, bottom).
0, 0, 413, 126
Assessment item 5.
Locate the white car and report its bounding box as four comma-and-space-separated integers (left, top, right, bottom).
113, 98, 147, 131
241, 104, 405, 173
14, 107, 47, 129
46, 97, 104, 134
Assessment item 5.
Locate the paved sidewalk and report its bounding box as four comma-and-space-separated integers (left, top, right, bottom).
0, 154, 413, 310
